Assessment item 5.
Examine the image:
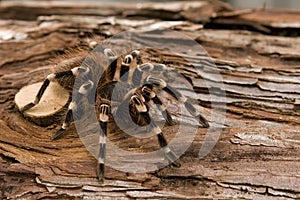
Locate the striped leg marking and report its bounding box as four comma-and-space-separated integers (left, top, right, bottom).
51, 77, 94, 140
165, 85, 209, 128
119, 50, 143, 84
130, 94, 147, 113
51, 101, 75, 140
132, 63, 169, 86
120, 55, 133, 81
157, 132, 180, 167
97, 103, 110, 182
131, 50, 142, 65
151, 116, 180, 167
103, 48, 118, 82
145, 77, 209, 128
141, 85, 173, 125
140, 112, 180, 167
20, 67, 87, 112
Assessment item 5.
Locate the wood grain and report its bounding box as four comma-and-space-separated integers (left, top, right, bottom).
0, 1, 299, 199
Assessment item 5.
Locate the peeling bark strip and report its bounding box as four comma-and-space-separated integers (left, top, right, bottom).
0, 1, 300, 199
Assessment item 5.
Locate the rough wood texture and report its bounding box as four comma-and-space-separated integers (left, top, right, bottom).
0, 1, 300, 199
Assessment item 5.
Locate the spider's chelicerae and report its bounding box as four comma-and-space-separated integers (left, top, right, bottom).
20, 41, 209, 182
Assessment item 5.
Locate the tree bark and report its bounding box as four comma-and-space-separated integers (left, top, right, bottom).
0, 1, 299, 199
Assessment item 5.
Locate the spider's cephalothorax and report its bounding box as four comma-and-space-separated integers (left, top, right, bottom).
20, 42, 209, 182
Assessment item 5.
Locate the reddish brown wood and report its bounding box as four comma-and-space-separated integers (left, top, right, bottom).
0, 1, 299, 199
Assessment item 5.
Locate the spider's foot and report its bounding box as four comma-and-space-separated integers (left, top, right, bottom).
183, 101, 209, 128
51, 128, 65, 140
164, 147, 181, 167
166, 119, 175, 126
19, 103, 35, 112
97, 163, 105, 183
198, 114, 209, 128
166, 120, 175, 126
162, 110, 175, 126
171, 160, 181, 168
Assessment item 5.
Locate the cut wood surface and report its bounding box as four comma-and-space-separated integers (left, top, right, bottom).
15, 82, 69, 125
0, 1, 300, 199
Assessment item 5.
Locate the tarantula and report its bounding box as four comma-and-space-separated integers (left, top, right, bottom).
19, 41, 209, 182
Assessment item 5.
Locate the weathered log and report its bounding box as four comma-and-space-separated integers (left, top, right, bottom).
0, 1, 300, 199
